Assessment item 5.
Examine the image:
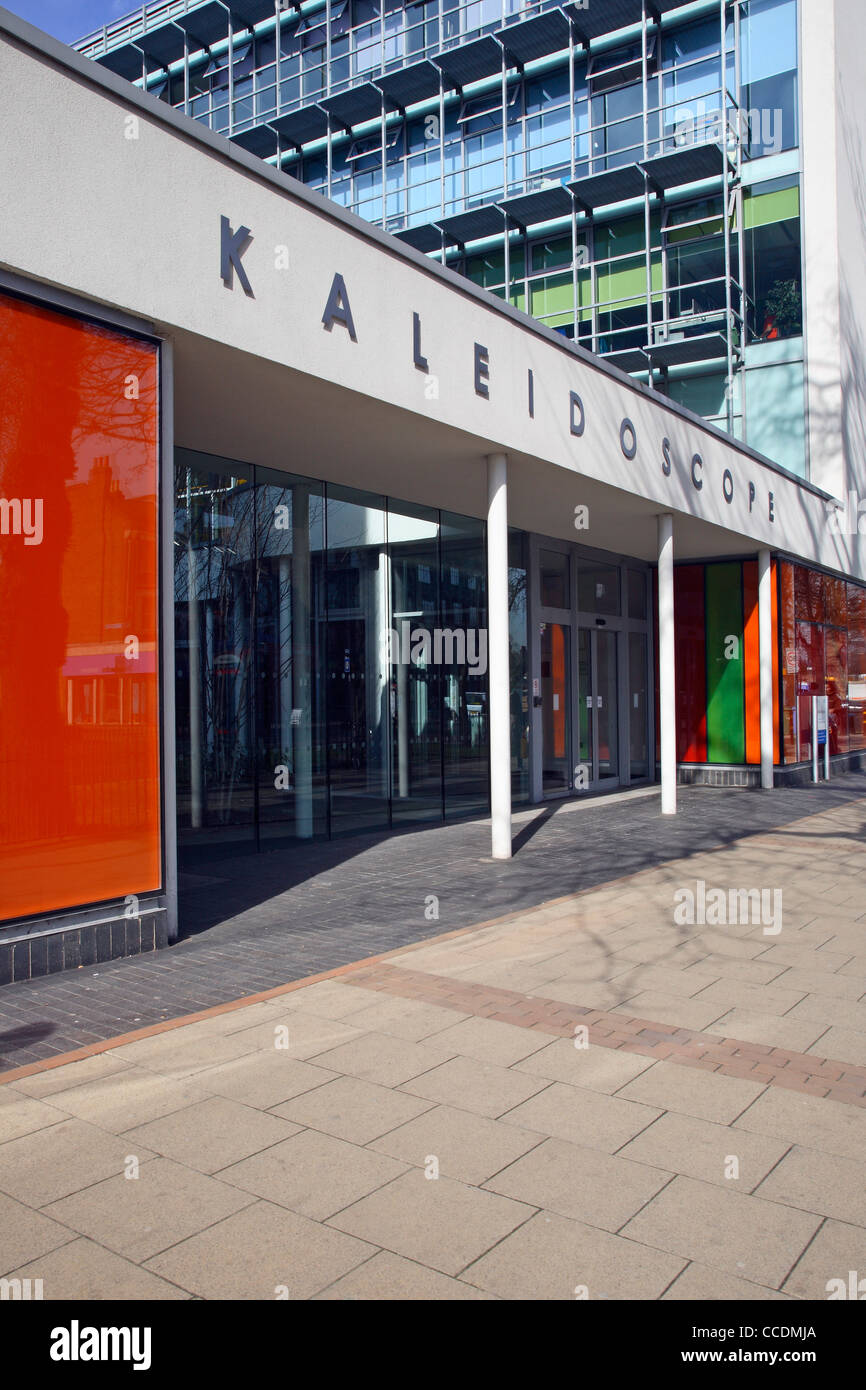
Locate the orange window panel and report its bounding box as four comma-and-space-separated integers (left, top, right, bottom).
552, 621, 566, 758
0, 292, 161, 923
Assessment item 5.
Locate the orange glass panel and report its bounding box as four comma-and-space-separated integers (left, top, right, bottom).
0, 292, 161, 922
552, 621, 566, 758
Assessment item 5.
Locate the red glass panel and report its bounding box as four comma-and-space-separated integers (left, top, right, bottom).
794, 564, 824, 624
825, 575, 847, 628
847, 582, 866, 750
0, 292, 161, 922
795, 621, 825, 761
826, 625, 848, 755
674, 565, 707, 762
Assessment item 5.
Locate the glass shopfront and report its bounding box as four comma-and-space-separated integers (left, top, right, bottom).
174, 451, 530, 860
778, 561, 866, 763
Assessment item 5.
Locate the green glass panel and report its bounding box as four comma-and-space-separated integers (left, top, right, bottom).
530, 271, 573, 327
595, 216, 644, 259
531, 237, 572, 272
705, 562, 745, 763
743, 183, 800, 230
596, 254, 663, 311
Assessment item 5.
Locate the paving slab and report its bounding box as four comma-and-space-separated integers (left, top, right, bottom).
781, 1219, 866, 1300
327, 1167, 534, 1276
339, 996, 471, 1042
754, 1145, 866, 1226
513, 1039, 655, 1093
662, 1262, 792, 1300
0, 1119, 156, 1208
369, 1103, 544, 1185
0, 1096, 70, 1145
314, 1250, 497, 1300
8, 1052, 131, 1098
192, 1052, 339, 1110
125, 1096, 303, 1174
400, 1055, 551, 1119
618, 1111, 789, 1190
620, 1175, 822, 1289
461, 1209, 687, 1300
614, 1058, 766, 1124
218, 1129, 408, 1221
6, 1237, 192, 1300
0, 1190, 78, 1274
144, 1199, 376, 1300
46, 1068, 211, 1135
274, 1075, 434, 1144
43, 1157, 254, 1263
501, 1081, 662, 1154
429, 1015, 552, 1067
310, 1031, 458, 1088
734, 1087, 866, 1162
483, 1136, 672, 1231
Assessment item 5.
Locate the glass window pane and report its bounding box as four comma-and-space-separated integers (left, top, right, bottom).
579, 563, 620, 616
255, 472, 327, 844
541, 621, 571, 794
627, 569, 648, 619
509, 531, 529, 804
629, 632, 649, 777
174, 452, 256, 852
441, 511, 488, 819
540, 548, 569, 608
389, 500, 442, 825
326, 486, 389, 834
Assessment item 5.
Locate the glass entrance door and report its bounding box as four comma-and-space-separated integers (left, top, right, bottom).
596, 628, 619, 781
578, 627, 621, 786
540, 621, 571, 795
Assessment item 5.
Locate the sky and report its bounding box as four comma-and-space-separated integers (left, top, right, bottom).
3, 1, 131, 45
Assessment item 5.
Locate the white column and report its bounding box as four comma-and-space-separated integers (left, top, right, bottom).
487, 453, 512, 859
758, 547, 774, 790
657, 513, 676, 815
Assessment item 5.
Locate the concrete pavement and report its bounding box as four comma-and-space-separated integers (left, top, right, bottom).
1, 794, 866, 1299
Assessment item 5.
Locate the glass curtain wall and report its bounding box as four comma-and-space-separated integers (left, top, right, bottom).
779, 562, 866, 764
174, 451, 508, 861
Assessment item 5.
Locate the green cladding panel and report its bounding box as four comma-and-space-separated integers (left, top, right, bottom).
705, 563, 745, 764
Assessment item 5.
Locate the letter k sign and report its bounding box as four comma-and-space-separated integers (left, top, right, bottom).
221, 215, 254, 297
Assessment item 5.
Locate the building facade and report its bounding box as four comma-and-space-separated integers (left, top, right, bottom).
0, 1, 864, 979
78, 0, 819, 487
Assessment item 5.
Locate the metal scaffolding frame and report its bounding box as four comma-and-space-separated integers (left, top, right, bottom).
85, 0, 750, 433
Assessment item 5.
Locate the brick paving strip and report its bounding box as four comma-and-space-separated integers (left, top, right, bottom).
341, 964, 866, 1109
2, 926, 865, 1109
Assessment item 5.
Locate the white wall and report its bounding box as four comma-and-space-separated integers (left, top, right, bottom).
832, 0, 866, 504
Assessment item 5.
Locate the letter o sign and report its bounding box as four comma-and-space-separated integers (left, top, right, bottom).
722, 468, 734, 504
620, 418, 637, 460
